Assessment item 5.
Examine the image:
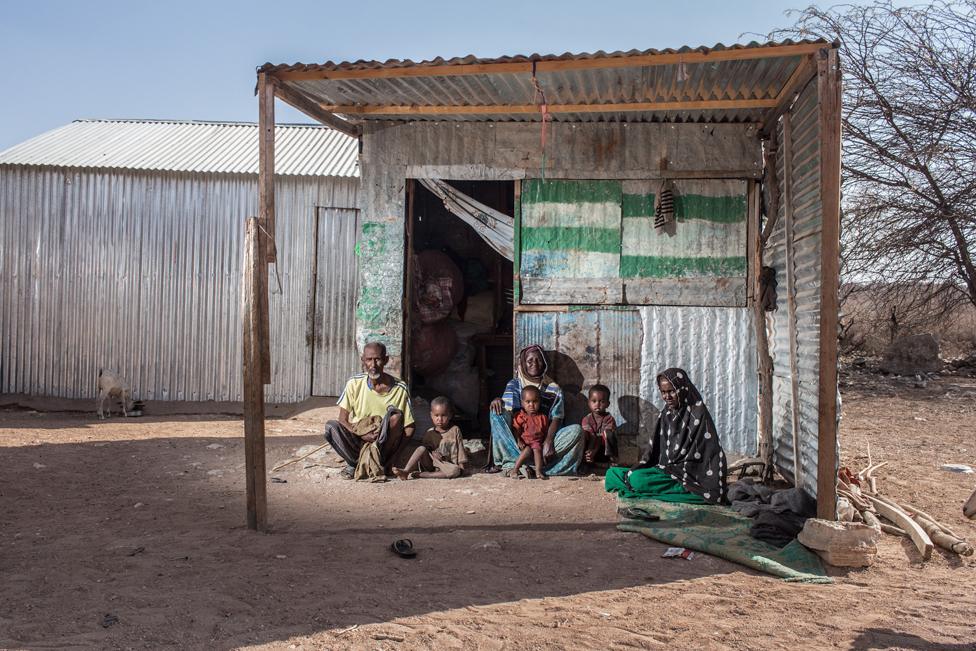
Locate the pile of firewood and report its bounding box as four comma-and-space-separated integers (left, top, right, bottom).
837, 449, 973, 561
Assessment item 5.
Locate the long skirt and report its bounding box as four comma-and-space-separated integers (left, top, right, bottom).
489, 412, 584, 476
604, 466, 708, 504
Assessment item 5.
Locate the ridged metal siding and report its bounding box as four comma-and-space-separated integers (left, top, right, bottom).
358, 120, 761, 359
767, 81, 823, 497
266, 40, 827, 124
0, 120, 359, 178
515, 306, 757, 458
0, 165, 359, 402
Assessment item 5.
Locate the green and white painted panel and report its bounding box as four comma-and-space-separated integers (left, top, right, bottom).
520, 180, 624, 303
620, 179, 748, 306
519, 179, 749, 306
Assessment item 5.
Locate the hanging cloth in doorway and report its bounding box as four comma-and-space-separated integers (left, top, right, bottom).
418, 178, 514, 261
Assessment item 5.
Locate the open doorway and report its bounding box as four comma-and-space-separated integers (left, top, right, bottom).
405, 180, 515, 439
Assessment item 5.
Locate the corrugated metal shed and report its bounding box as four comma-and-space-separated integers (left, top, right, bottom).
261, 40, 828, 124
0, 120, 359, 177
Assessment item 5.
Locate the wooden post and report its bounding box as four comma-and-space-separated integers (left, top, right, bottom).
750, 176, 775, 481
257, 72, 275, 385
243, 216, 268, 531
816, 46, 842, 520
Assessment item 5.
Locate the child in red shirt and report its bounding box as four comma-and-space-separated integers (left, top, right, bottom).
510, 385, 549, 480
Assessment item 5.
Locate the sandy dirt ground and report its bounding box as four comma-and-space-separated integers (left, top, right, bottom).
2, 375, 975, 650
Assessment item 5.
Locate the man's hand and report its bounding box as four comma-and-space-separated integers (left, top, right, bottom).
490, 398, 504, 415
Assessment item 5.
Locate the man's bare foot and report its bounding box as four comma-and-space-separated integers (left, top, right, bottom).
392, 467, 411, 481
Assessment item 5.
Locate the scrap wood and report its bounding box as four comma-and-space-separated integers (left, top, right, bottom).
880, 522, 907, 537
271, 443, 329, 472
864, 494, 933, 561
898, 502, 963, 540
911, 513, 973, 556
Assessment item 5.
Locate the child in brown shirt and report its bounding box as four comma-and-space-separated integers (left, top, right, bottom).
392, 396, 468, 479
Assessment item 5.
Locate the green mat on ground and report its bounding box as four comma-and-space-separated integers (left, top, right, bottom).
617, 497, 831, 584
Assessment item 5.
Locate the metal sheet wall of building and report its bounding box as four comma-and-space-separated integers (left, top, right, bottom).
515, 306, 757, 461
766, 80, 824, 498
0, 165, 359, 403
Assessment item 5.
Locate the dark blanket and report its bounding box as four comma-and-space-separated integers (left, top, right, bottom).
728, 481, 817, 547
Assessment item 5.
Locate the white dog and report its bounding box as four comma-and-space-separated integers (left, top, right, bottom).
97, 369, 132, 419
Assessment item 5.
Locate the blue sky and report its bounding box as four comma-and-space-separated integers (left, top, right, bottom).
1, 0, 851, 150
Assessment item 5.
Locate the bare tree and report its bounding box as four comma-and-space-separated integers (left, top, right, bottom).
773, 1, 976, 343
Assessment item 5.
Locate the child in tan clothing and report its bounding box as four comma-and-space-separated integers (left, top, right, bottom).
393, 396, 468, 479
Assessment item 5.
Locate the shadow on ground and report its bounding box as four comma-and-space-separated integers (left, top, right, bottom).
0, 431, 741, 649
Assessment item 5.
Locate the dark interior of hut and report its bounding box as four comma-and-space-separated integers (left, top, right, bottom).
405, 180, 515, 439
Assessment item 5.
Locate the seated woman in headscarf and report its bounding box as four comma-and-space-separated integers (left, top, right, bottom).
487, 345, 585, 476
605, 368, 727, 504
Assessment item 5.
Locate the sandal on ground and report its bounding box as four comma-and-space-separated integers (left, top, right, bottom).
617, 506, 660, 522
390, 538, 417, 558
483, 465, 503, 474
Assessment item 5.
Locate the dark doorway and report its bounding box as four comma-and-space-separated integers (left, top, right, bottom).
405, 180, 515, 437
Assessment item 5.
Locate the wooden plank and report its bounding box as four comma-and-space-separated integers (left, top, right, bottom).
816, 46, 842, 521
753, 179, 774, 480
403, 179, 415, 383
271, 43, 824, 81
258, 72, 276, 264
242, 216, 268, 532
865, 495, 933, 560
782, 112, 803, 489
274, 81, 362, 137
321, 98, 779, 116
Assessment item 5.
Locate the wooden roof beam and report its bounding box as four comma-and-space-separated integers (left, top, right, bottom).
758, 53, 819, 137
273, 81, 362, 138
322, 98, 779, 116
271, 43, 825, 81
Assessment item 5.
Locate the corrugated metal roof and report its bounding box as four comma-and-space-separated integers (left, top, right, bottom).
262, 40, 830, 124
0, 119, 359, 177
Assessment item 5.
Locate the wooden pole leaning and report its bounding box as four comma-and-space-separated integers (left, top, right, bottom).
243, 216, 268, 531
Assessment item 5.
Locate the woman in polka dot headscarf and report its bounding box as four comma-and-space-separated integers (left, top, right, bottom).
605, 367, 727, 504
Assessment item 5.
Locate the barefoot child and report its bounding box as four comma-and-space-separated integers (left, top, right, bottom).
510, 386, 549, 480
392, 396, 468, 480
581, 384, 618, 471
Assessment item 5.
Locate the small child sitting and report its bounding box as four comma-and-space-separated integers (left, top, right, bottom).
510, 385, 549, 480
581, 384, 618, 470
392, 396, 468, 480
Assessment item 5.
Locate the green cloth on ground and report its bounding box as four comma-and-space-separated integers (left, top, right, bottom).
616, 496, 831, 584
605, 466, 708, 503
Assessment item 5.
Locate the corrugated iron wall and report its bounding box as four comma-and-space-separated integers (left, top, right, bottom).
0, 165, 359, 403
360, 121, 762, 361
515, 306, 757, 461
767, 80, 823, 497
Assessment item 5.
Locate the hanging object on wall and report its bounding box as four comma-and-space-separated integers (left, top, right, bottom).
417, 178, 514, 260
654, 179, 675, 230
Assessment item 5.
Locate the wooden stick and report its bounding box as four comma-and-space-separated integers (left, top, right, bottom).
865, 494, 933, 560
898, 503, 963, 540
319, 98, 779, 116
880, 523, 907, 537
913, 514, 973, 557
271, 443, 330, 472
860, 510, 881, 529
243, 217, 268, 532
